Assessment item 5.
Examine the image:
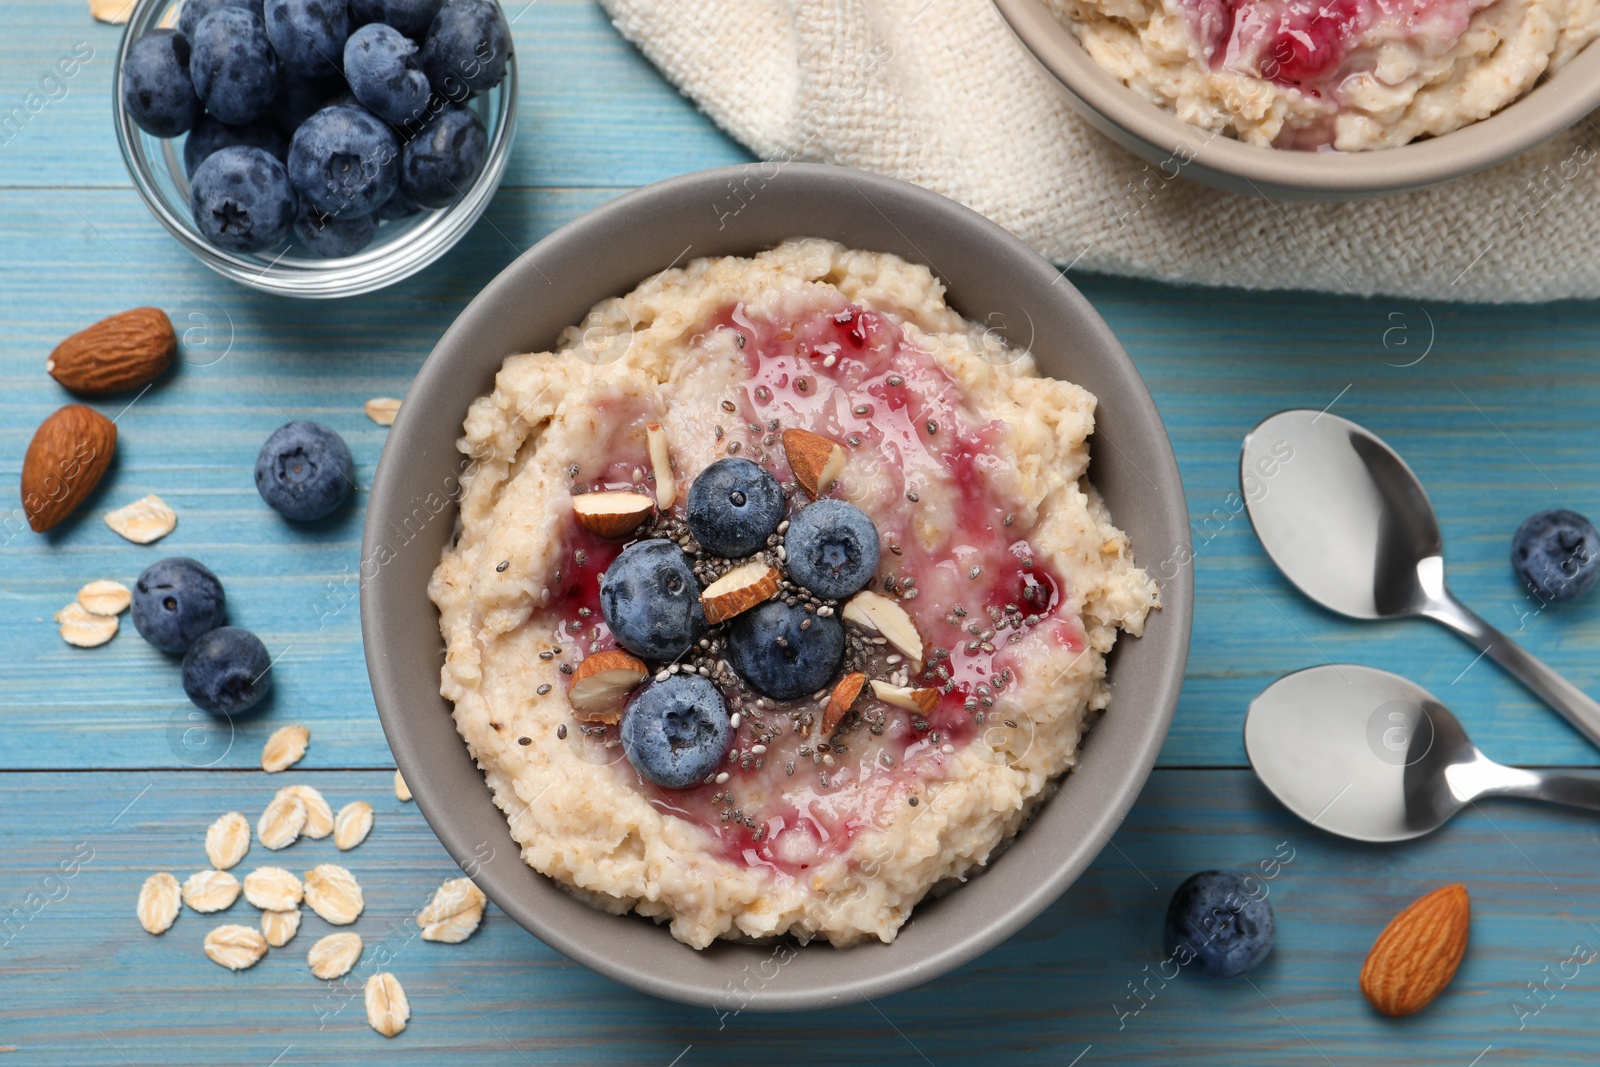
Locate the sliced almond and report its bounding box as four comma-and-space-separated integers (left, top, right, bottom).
365, 972, 410, 1037
303, 864, 364, 925
261, 725, 310, 773
782, 428, 846, 498
571, 490, 653, 539
647, 422, 675, 509
103, 494, 177, 544
56, 602, 118, 647
260, 907, 301, 948
365, 397, 402, 426
334, 801, 374, 850
870, 680, 940, 715
822, 672, 867, 736
78, 579, 130, 616
137, 872, 181, 935
308, 931, 364, 980
258, 794, 308, 851
181, 869, 241, 913
204, 812, 251, 871
204, 924, 268, 970
700, 562, 781, 625
279, 785, 333, 839
395, 769, 412, 802
842, 590, 924, 671
242, 867, 304, 911
567, 649, 649, 724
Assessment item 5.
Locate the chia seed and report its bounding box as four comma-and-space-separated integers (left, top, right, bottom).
556, 724, 567, 739
908, 796, 919, 806
536, 683, 552, 695
728, 441, 742, 454
853, 404, 870, 416
1004, 514, 1015, 527
968, 566, 982, 580
721, 399, 736, 412
518, 736, 531, 745
735, 334, 747, 349
847, 434, 862, 447
926, 420, 938, 436
539, 651, 553, 661
796, 378, 810, 393
575, 549, 587, 567
755, 386, 771, 402
887, 375, 904, 386
906, 491, 919, 502
496, 560, 509, 572
559, 663, 573, 675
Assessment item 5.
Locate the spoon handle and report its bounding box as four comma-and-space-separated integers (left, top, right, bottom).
1426, 593, 1600, 751
1484, 767, 1600, 812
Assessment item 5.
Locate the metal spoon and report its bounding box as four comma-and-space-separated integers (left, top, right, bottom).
1242, 409, 1600, 750
1245, 664, 1600, 842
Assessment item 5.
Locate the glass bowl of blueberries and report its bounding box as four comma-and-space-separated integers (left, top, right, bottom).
114, 0, 517, 298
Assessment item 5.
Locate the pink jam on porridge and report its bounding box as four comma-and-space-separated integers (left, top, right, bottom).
431, 239, 1156, 948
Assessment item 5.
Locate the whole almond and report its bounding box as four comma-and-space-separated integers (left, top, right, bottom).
21, 405, 116, 532
47, 308, 175, 395
1360, 883, 1470, 1017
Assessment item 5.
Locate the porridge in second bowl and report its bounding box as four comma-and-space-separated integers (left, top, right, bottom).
428, 239, 1157, 948
1050, 0, 1600, 149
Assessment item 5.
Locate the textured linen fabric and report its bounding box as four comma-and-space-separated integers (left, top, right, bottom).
599, 0, 1600, 302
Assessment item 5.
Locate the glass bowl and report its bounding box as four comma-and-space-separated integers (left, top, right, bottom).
112, 0, 517, 298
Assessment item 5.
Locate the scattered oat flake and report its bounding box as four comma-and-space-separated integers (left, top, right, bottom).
279, 784, 333, 838
308, 932, 363, 980
242, 867, 304, 911
365, 973, 410, 1037
181, 869, 241, 913
333, 801, 374, 850
260, 908, 301, 947
56, 602, 118, 647
77, 580, 130, 616
365, 397, 402, 426
103, 494, 177, 544
204, 812, 251, 870
258, 794, 307, 851
136, 873, 181, 935
422, 905, 484, 944
419, 877, 486, 943
89, 0, 132, 23
303, 864, 364, 925
204, 924, 268, 970
261, 724, 310, 773
394, 769, 411, 801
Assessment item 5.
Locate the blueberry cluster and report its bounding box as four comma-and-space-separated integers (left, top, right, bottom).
121, 0, 511, 257
132, 557, 274, 715
598, 457, 883, 789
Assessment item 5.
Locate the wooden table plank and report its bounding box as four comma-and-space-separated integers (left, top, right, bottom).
2, 769, 1597, 1064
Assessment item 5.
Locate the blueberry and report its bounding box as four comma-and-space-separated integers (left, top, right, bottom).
686, 458, 785, 559
344, 24, 432, 127
132, 557, 227, 654
598, 540, 706, 661
1163, 871, 1275, 979
183, 114, 287, 177
122, 29, 201, 137
352, 0, 445, 39
271, 73, 339, 133
189, 145, 296, 253
421, 0, 511, 102
399, 104, 487, 209
782, 499, 880, 599
294, 200, 379, 257
189, 8, 279, 125
620, 674, 731, 789
179, 0, 263, 38
263, 0, 349, 78
378, 183, 423, 220
727, 600, 844, 701
287, 104, 400, 217
1512, 508, 1600, 602
254, 420, 354, 521
182, 626, 272, 715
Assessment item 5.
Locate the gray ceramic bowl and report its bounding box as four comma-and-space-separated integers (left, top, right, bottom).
362, 163, 1192, 1011
994, 0, 1600, 199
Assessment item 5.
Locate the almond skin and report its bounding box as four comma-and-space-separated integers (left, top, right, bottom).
571, 490, 653, 539
21, 405, 117, 532
567, 649, 649, 722
47, 308, 176, 396
1359, 883, 1470, 1017
782, 428, 846, 499
822, 672, 866, 735
700, 562, 780, 624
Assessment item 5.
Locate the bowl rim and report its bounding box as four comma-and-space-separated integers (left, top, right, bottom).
993, 0, 1600, 197
111, 0, 518, 298
362, 162, 1193, 1011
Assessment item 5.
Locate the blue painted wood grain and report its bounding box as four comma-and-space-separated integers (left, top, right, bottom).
5, 0, 1600, 1060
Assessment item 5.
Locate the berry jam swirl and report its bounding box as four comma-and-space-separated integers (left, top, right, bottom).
549, 294, 1083, 875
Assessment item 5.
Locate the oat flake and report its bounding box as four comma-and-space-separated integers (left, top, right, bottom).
56, 602, 117, 647
365, 397, 402, 426
181, 869, 240, 913
242, 867, 304, 911
279, 784, 332, 838
303, 864, 364, 925
333, 801, 373, 850
204, 812, 251, 871
77, 580, 130, 616
307, 932, 363, 980
261, 725, 310, 773
103, 494, 177, 544
258, 794, 307, 851
260, 908, 301, 948
365, 972, 410, 1037
394, 769, 411, 801
136, 872, 180, 935
204, 924, 268, 970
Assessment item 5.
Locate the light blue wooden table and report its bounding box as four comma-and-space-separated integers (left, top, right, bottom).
6, 2, 1600, 1063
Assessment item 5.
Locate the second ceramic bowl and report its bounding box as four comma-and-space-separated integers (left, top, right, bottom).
362, 163, 1192, 1010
